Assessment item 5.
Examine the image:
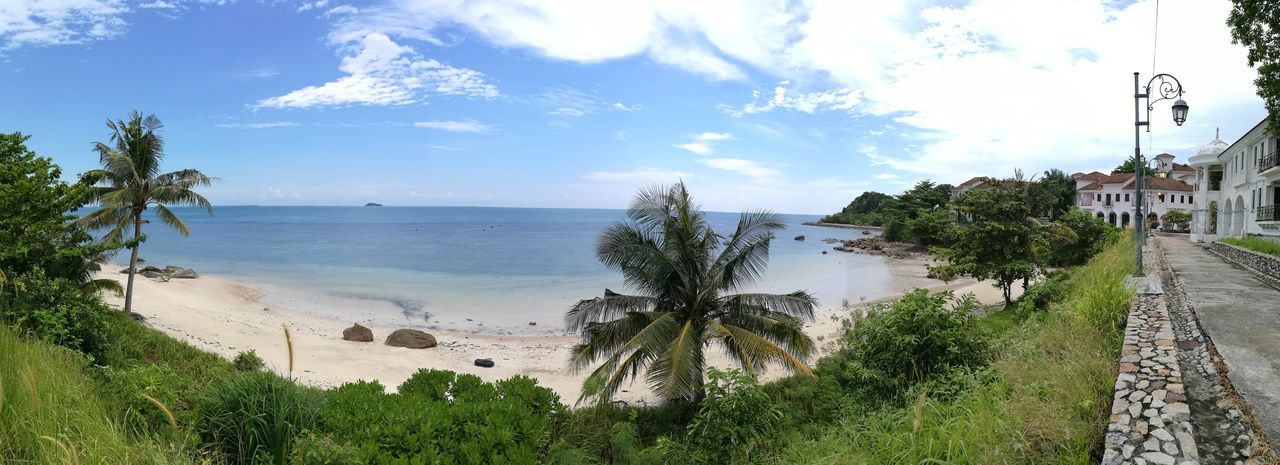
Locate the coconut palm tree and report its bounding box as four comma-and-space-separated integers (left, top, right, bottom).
78, 111, 213, 312
567, 182, 817, 405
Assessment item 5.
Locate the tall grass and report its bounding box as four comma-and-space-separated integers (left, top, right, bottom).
0, 325, 188, 464
1222, 236, 1280, 257
779, 234, 1135, 464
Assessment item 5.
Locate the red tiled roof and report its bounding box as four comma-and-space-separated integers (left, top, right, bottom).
1077, 173, 1135, 190
1170, 162, 1193, 172
1072, 171, 1109, 181
1121, 176, 1194, 192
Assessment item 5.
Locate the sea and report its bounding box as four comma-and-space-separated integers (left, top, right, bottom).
115, 206, 898, 335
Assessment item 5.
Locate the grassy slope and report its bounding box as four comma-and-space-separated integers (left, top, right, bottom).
1222, 236, 1280, 257
779, 235, 1135, 464
0, 323, 188, 465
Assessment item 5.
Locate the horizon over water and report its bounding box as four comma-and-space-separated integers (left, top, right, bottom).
112, 206, 898, 335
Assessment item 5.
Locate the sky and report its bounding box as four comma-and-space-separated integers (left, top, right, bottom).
0, 0, 1268, 214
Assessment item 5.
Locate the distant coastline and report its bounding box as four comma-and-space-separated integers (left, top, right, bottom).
802, 221, 884, 231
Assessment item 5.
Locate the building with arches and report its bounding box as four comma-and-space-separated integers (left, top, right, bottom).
1072, 153, 1195, 230
1188, 120, 1280, 242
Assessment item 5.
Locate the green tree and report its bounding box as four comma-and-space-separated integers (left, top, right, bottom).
1039, 169, 1077, 219
1112, 157, 1158, 176
930, 177, 1076, 306
1049, 208, 1112, 267
1162, 209, 1192, 231
903, 207, 956, 246
567, 182, 817, 404
0, 132, 118, 294
78, 112, 214, 313
1228, 0, 1280, 128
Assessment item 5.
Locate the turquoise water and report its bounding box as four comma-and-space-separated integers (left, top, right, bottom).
119, 206, 892, 335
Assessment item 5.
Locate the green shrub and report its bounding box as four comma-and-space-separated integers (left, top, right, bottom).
761, 374, 843, 430
816, 289, 987, 404
291, 431, 360, 465
1, 269, 107, 357
318, 370, 566, 464
682, 368, 782, 464
97, 363, 187, 436
1014, 270, 1071, 317
195, 371, 320, 465
234, 350, 265, 372
1049, 208, 1113, 266
881, 219, 906, 242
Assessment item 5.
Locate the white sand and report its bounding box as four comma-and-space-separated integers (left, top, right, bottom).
97, 259, 1019, 405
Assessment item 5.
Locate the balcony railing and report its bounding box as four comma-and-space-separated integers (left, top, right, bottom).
1258, 204, 1280, 222
1260, 151, 1280, 174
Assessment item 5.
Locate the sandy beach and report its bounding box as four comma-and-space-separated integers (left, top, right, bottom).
97, 258, 1019, 405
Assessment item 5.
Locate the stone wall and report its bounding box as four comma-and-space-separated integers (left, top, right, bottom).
1102, 272, 1199, 465
1207, 241, 1280, 288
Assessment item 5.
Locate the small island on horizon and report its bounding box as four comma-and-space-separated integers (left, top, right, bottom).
364, 202, 383, 207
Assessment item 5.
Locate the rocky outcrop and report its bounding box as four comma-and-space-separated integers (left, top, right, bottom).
342, 323, 374, 342
793, 235, 805, 241
164, 266, 198, 279
826, 236, 927, 259
385, 329, 437, 349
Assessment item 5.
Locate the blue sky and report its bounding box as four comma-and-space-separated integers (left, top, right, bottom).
0, 0, 1266, 214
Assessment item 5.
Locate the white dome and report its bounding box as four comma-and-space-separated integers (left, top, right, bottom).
1196, 129, 1229, 158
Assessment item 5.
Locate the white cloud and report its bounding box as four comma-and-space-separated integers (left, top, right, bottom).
701, 158, 779, 180
414, 119, 492, 133
323, 5, 357, 17
256, 32, 498, 109
297, 0, 327, 12
673, 131, 733, 155
582, 168, 692, 183
266, 187, 305, 200
725, 82, 862, 117
234, 66, 279, 79
215, 121, 299, 129
139, 1, 177, 9
0, 0, 127, 50
612, 102, 637, 112
549, 107, 586, 117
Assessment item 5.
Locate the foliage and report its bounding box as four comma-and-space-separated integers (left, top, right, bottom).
1161, 209, 1192, 230
820, 191, 893, 226
234, 350, 266, 372
903, 207, 956, 246
1048, 208, 1113, 267
1228, 0, 1280, 128
195, 370, 319, 465
0, 325, 188, 464
931, 175, 1078, 305
761, 374, 844, 431
290, 431, 360, 465
0, 132, 118, 294
681, 368, 783, 464
567, 182, 817, 404
318, 370, 565, 464
1, 269, 108, 357
1223, 236, 1280, 257
78, 111, 214, 312
817, 289, 987, 404
1039, 169, 1077, 219
1111, 158, 1159, 176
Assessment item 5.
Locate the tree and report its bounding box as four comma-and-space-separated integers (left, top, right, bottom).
930, 176, 1076, 306
820, 191, 892, 225
567, 182, 817, 404
1039, 169, 1077, 219
1112, 158, 1158, 176
1162, 209, 1192, 231
0, 132, 118, 294
79, 112, 214, 313
1048, 208, 1112, 267
1228, 0, 1280, 128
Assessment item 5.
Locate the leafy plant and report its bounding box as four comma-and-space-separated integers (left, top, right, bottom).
1, 269, 108, 357
234, 350, 265, 372
683, 368, 783, 464
195, 371, 319, 465
817, 289, 987, 404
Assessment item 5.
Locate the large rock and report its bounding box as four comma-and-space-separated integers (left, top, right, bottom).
343, 323, 374, 342
163, 265, 198, 278
384, 329, 437, 349
793, 235, 805, 241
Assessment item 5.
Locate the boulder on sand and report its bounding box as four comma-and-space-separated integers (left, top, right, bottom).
474, 358, 495, 368
794, 235, 805, 241
385, 329, 437, 348
164, 266, 198, 279
343, 323, 374, 342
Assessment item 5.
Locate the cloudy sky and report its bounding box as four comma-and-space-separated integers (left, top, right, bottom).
0, 0, 1266, 213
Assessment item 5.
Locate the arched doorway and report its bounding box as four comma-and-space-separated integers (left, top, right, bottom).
1235, 195, 1246, 235
1223, 199, 1233, 236
1096, 211, 1105, 220
1208, 201, 1219, 234
1109, 212, 1118, 227
1121, 212, 1131, 228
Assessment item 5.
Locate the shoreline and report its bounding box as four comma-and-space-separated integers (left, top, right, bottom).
802, 221, 884, 231
96, 260, 1017, 404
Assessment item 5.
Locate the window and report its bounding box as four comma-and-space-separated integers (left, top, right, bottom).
1125, 193, 1130, 202
1096, 193, 1101, 201
1158, 193, 1165, 203
1190, 195, 1194, 204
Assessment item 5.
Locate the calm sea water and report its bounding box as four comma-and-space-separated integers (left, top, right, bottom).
117, 206, 894, 335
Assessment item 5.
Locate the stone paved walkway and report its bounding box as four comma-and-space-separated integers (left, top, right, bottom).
1159, 235, 1280, 443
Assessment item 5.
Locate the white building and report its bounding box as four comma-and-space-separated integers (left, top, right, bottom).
1188, 122, 1280, 241
1073, 153, 1196, 230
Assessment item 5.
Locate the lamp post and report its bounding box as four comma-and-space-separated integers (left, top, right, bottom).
1133, 72, 1189, 276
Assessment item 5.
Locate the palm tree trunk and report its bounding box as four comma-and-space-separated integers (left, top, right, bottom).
124, 213, 141, 313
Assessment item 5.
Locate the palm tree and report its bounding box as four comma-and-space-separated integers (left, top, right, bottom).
78, 111, 213, 313
566, 182, 817, 405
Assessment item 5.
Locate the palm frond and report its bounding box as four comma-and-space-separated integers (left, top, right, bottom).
644, 319, 705, 400
153, 204, 190, 236
708, 321, 813, 377
570, 311, 674, 372
719, 291, 819, 321
565, 290, 659, 331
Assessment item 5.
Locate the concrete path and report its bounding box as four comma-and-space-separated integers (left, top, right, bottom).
1159, 235, 1280, 443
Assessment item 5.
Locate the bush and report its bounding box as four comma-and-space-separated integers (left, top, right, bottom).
682, 368, 783, 464
195, 371, 320, 465
1049, 208, 1112, 266
882, 219, 906, 242
291, 431, 360, 465
97, 363, 186, 437
1013, 270, 1071, 317
816, 289, 987, 404
761, 374, 843, 430
318, 370, 566, 464
1, 269, 107, 357
234, 350, 265, 372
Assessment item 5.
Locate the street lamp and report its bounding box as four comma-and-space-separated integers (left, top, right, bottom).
1133, 72, 1188, 276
